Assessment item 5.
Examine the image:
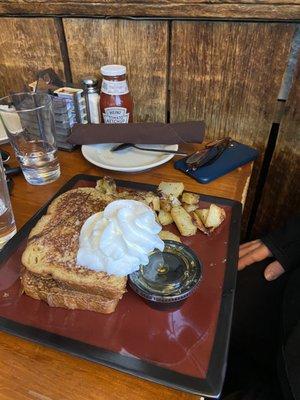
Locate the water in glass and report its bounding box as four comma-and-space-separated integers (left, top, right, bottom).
17, 139, 60, 185
0, 198, 16, 248
0, 93, 61, 186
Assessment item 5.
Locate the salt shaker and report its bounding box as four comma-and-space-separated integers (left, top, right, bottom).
82, 77, 100, 123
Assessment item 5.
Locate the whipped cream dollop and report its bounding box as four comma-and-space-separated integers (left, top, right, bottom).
76, 200, 164, 276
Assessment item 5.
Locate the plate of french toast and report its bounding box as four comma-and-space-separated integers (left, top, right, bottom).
21, 177, 227, 314
0, 174, 241, 397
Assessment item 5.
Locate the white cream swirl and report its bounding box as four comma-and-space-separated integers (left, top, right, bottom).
76, 200, 164, 276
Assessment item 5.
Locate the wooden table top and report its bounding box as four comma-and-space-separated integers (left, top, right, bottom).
0, 143, 252, 400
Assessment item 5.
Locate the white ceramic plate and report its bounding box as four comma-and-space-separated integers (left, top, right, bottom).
81, 143, 179, 172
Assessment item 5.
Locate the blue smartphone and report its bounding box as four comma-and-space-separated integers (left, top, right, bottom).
174, 141, 258, 184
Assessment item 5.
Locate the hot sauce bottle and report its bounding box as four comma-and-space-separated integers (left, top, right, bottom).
100, 65, 134, 124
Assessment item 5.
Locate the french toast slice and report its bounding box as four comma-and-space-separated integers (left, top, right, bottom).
21, 180, 162, 307
21, 269, 119, 314
21, 186, 127, 300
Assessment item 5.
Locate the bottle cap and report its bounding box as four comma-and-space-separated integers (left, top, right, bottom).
100, 65, 126, 77
81, 77, 98, 87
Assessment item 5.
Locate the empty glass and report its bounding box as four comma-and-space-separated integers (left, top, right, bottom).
0, 156, 16, 248
0, 93, 60, 185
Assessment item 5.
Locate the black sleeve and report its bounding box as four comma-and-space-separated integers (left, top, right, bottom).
261, 216, 300, 272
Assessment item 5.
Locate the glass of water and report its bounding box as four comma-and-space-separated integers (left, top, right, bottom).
0, 92, 60, 185
0, 156, 16, 248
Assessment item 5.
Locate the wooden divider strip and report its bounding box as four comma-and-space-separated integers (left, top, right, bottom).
253, 55, 300, 236
0, 2, 300, 20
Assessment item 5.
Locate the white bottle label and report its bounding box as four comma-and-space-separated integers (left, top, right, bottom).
102, 107, 130, 124
101, 79, 129, 95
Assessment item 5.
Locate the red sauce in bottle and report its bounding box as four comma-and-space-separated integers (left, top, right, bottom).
100, 65, 133, 123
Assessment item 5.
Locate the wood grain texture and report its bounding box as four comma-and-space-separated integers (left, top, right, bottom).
170, 21, 294, 144
170, 21, 295, 232
0, 18, 65, 98
0, 332, 195, 400
63, 18, 168, 123
0, 143, 252, 399
253, 56, 300, 236
0, 1, 300, 20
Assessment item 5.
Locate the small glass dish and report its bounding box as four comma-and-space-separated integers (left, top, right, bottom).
129, 240, 202, 311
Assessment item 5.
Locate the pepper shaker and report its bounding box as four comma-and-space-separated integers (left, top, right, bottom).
82, 77, 100, 123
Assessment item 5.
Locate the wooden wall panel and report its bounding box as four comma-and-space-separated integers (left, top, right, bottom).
0, 18, 65, 98
170, 21, 294, 145
170, 21, 295, 231
253, 57, 300, 236
63, 19, 168, 123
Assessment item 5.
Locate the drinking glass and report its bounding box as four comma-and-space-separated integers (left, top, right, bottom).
0, 156, 16, 248
0, 92, 60, 185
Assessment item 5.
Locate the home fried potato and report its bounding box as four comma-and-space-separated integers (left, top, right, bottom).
151, 196, 160, 212
205, 204, 226, 228
183, 203, 199, 213
160, 198, 172, 212
171, 206, 197, 236
195, 209, 209, 225
158, 182, 184, 198
181, 192, 200, 205
96, 176, 117, 194
159, 231, 181, 243
158, 210, 173, 226
169, 194, 181, 206
141, 192, 160, 211
192, 211, 209, 235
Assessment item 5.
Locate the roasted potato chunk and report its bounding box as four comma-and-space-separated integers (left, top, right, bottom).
183, 203, 199, 213
195, 209, 209, 225
171, 206, 197, 236
150, 196, 160, 212
192, 211, 209, 235
169, 194, 181, 206
181, 192, 200, 205
205, 204, 226, 228
142, 192, 160, 211
158, 182, 184, 198
158, 210, 173, 226
96, 176, 116, 195
160, 198, 172, 212
159, 231, 181, 243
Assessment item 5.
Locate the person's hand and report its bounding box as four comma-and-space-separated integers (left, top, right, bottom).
238, 239, 285, 281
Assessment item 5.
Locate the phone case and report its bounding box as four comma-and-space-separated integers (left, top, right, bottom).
174, 141, 258, 184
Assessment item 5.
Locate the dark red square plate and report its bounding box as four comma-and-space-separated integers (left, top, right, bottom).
0, 175, 241, 398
